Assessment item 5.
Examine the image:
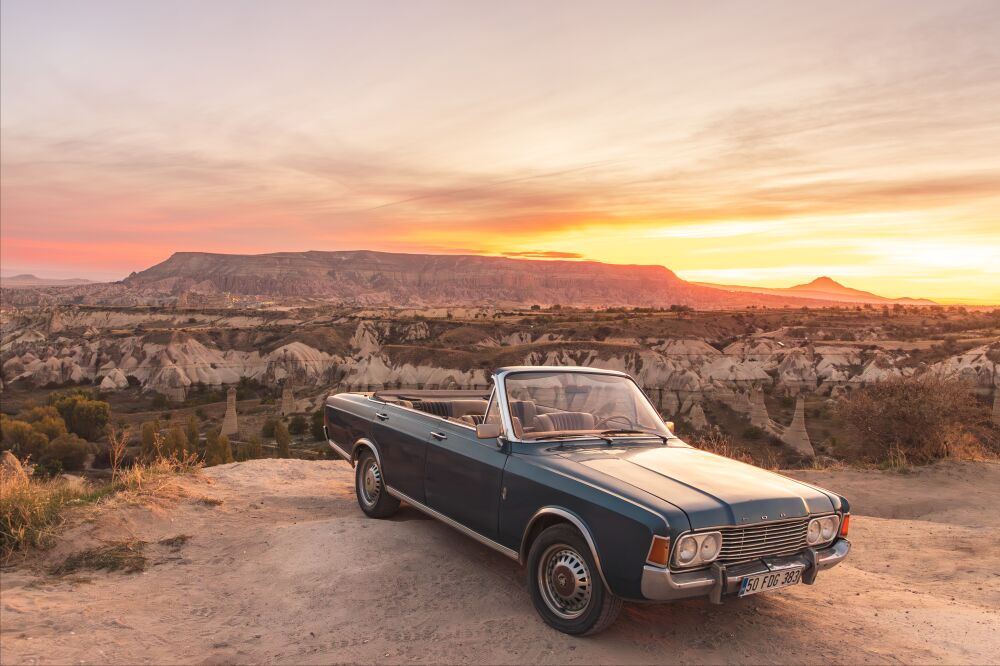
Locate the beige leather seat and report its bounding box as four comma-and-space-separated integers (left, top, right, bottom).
535, 412, 596, 432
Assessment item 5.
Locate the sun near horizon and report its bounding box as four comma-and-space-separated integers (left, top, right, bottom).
2, 0, 999, 304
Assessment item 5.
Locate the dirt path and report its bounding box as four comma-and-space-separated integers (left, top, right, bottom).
2, 459, 999, 665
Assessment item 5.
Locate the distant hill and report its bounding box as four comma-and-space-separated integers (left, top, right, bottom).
3, 252, 937, 308
696, 276, 936, 306
119, 250, 849, 309
0, 274, 96, 288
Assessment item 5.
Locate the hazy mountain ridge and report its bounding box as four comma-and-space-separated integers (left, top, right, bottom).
2, 251, 938, 308
697, 275, 936, 305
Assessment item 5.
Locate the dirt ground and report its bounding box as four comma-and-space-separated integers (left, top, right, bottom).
2, 459, 999, 665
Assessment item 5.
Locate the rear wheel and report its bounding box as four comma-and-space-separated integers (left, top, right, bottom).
355, 449, 399, 518
527, 524, 623, 635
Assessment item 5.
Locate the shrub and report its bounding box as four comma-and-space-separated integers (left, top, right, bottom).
140, 420, 161, 460
274, 421, 290, 458
203, 429, 233, 466
288, 415, 308, 435
310, 410, 325, 441
261, 418, 278, 438
51, 393, 111, 441
0, 417, 49, 459
237, 435, 263, 461
37, 433, 92, 472
742, 426, 764, 440
185, 415, 200, 450
836, 375, 989, 465
18, 407, 68, 441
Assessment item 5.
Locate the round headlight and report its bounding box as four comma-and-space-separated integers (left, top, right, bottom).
700, 533, 721, 562
820, 517, 837, 541
677, 536, 698, 564
807, 519, 822, 545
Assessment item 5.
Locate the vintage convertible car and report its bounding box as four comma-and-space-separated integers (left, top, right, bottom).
324, 366, 851, 635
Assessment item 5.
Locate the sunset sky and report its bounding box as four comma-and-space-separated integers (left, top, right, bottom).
2, 0, 999, 302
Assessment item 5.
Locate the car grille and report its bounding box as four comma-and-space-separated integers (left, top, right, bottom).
716, 518, 810, 564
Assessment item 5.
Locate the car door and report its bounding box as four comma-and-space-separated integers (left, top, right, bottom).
423, 417, 508, 540
371, 404, 431, 503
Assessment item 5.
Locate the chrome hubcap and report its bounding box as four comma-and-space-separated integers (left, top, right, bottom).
538, 545, 592, 619
360, 459, 382, 507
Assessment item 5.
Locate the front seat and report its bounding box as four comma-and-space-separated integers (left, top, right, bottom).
534, 412, 596, 432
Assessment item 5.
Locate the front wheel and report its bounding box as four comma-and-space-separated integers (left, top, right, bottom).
355, 449, 399, 518
527, 524, 623, 635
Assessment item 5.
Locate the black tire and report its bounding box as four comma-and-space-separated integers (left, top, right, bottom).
354, 449, 400, 518
527, 524, 623, 636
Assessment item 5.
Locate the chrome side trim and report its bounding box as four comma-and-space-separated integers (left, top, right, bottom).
327, 438, 351, 463
353, 437, 381, 467
385, 485, 519, 561
519, 506, 612, 590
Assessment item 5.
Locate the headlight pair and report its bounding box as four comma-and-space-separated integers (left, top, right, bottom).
806, 515, 840, 546
672, 531, 722, 568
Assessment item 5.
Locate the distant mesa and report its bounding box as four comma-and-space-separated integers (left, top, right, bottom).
2, 250, 939, 309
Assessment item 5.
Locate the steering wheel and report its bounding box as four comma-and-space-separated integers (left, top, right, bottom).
594, 414, 636, 430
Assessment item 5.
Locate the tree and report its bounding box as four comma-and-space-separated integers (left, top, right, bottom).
204, 429, 234, 466
185, 415, 200, 450
288, 414, 308, 435
140, 420, 161, 460
0, 416, 48, 459
310, 410, 325, 441
164, 426, 188, 459
261, 417, 278, 438
51, 393, 111, 441
237, 435, 263, 461
18, 406, 68, 441
38, 433, 91, 472
274, 421, 290, 458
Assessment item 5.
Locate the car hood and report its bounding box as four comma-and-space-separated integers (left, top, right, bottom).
559, 444, 836, 529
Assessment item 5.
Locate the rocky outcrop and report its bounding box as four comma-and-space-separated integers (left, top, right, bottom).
780, 396, 814, 457
221, 388, 238, 437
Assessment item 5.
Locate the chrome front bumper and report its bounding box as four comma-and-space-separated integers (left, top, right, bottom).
640, 538, 851, 602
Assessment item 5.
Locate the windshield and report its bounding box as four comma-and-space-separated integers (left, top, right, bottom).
503, 371, 672, 441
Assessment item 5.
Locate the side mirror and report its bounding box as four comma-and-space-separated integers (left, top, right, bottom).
476, 423, 502, 439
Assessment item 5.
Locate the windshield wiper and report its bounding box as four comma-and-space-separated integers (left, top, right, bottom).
597, 429, 668, 444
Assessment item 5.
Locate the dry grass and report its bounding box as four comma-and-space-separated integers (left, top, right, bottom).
50, 539, 148, 575
690, 426, 780, 469
1, 449, 200, 561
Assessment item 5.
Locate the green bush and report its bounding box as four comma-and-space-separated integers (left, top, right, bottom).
261, 418, 278, 438
50, 393, 110, 441
0, 416, 49, 459
274, 421, 290, 458
288, 415, 308, 435
38, 433, 92, 472
236, 435, 263, 461
310, 410, 325, 441
742, 426, 764, 440
204, 429, 233, 466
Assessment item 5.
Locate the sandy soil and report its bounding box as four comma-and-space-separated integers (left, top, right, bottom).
2, 459, 999, 665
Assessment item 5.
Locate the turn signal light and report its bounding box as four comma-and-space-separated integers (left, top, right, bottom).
646, 536, 671, 567
840, 514, 850, 537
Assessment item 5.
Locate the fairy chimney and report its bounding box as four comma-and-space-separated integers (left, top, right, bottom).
781, 395, 814, 457
749, 387, 770, 429
280, 383, 295, 416
221, 387, 239, 437
688, 403, 709, 431
992, 391, 1000, 428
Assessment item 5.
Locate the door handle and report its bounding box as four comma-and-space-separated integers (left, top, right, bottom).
430, 431, 448, 440
375, 412, 389, 421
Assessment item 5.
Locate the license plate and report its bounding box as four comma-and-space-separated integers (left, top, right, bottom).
738, 567, 803, 597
